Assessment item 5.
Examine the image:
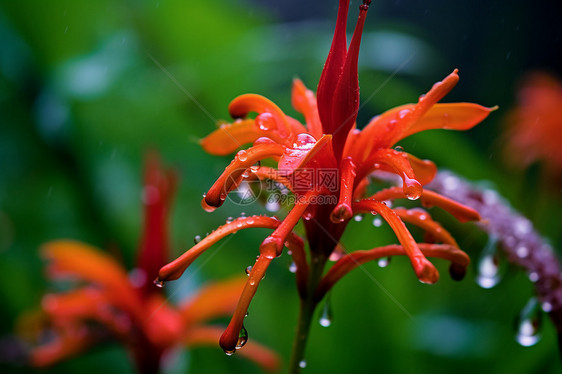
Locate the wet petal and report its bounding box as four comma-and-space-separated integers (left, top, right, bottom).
330, 157, 357, 223
201, 119, 271, 156
400, 103, 497, 140
393, 207, 458, 246
157, 216, 282, 283
228, 94, 292, 138
204, 143, 286, 208
317, 244, 469, 298
353, 200, 439, 283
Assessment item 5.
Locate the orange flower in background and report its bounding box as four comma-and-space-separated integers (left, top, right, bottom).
504, 72, 562, 181
156, 1, 495, 370
19, 153, 279, 374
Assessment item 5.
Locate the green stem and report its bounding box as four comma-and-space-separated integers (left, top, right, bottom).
288, 255, 327, 373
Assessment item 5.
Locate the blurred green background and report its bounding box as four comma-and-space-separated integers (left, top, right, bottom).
1, 0, 561, 373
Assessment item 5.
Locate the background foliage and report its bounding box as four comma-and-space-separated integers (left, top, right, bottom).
1, 0, 561, 373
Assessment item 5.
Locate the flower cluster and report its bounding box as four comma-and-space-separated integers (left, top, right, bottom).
157, 0, 495, 362
18, 153, 278, 374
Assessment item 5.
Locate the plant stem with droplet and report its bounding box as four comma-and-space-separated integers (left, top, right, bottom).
288, 253, 327, 373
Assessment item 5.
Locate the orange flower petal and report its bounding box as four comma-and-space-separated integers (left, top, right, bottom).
393, 207, 458, 246
330, 156, 357, 223
352, 200, 439, 284
179, 277, 247, 326
228, 94, 292, 139
41, 240, 140, 315
317, 243, 469, 298
201, 119, 270, 156
157, 216, 282, 283
399, 103, 497, 140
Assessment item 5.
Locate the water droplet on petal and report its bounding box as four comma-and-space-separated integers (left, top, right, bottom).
224, 349, 235, 356
253, 136, 276, 146
226, 216, 234, 224
299, 360, 307, 368
194, 235, 202, 244
153, 278, 165, 288
293, 133, 316, 150
256, 112, 276, 131
237, 150, 248, 162
377, 256, 391, 268
236, 325, 248, 349
394, 145, 404, 152
245, 266, 252, 276
515, 297, 542, 347
403, 176, 422, 201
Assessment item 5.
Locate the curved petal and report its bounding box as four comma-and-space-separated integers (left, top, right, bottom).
399, 103, 497, 140
316, 244, 469, 298
157, 216, 282, 283
179, 277, 247, 326
201, 119, 272, 156
228, 94, 292, 139
41, 240, 140, 315
352, 200, 439, 284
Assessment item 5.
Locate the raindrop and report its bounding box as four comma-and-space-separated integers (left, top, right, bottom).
299, 360, 307, 368
515, 297, 542, 347
245, 266, 252, 276
237, 150, 248, 162
250, 161, 261, 173
303, 212, 313, 221
319, 296, 333, 327
394, 145, 404, 152
541, 302, 553, 313
293, 133, 316, 150
236, 325, 248, 349
289, 261, 297, 273
373, 217, 383, 227
265, 199, 281, 212
377, 257, 391, 268
153, 278, 165, 288
240, 212, 246, 218
476, 253, 501, 289
256, 112, 276, 131
224, 349, 235, 356
353, 214, 363, 222
226, 216, 234, 224
194, 235, 202, 244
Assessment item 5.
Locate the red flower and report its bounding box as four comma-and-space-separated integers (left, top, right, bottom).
503, 72, 562, 181
158, 0, 494, 357
20, 153, 279, 374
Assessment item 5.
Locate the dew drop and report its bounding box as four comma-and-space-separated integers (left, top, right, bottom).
373, 217, 383, 227
299, 360, 307, 368
394, 145, 404, 152
541, 301, 553, 313
256, 112, 276, 131
265, 199, 281, 212
224, 349, 235, 356
289, 261, 297, 273
236, 325, 248, 349
194, 235, 202, 244
353, 214, 363, 222
245, 266, 252, 276
250, 161, 261, 173
319, 297, 333, 327
153, 278, 165, 288
237, 150, 248, 162
377, 256, 391, 268
475, 238, 503, 290
226, 216, 234, 224
293, 133, 316, 150
240, 212, 246, 218
515, 297, 542, 347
